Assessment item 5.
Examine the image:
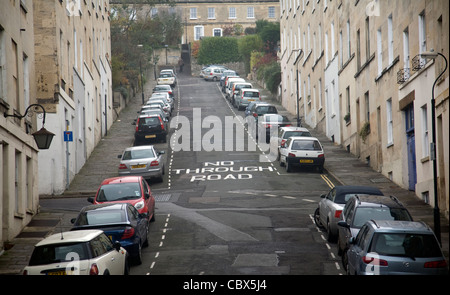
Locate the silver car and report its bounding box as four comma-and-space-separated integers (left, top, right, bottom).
346, 220, 448, 275
314, 185, 383, 242
118, 145, 165, 182
203, 66, 225, 81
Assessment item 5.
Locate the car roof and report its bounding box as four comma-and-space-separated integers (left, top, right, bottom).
100, 176, 142, 185
367, 220, 432, 232
139, 113, 162, 118
242, 88, 259, 92
334, 185, 383, 195
288, 136, 320, 141
280, 126, 309, 132
35, 229, 104, 246
124, 145, 155, 152
351, 194, 406, 209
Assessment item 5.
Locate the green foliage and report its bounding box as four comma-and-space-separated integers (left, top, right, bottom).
257, 62, 281, 94
197, 37, 240, 65
238, 35, 263, 73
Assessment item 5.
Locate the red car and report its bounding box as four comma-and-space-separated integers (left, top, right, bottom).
88, 176, 155, 222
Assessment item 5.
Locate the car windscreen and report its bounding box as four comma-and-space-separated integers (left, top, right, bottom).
353, 207, 412, 228
28, 242, 89, 266
255, 106, 277, 114
76, 209, 126, 226
265, 115, 288, 123
97, 183, 141, 202
244, 91, 259, 97
291, 140, 322, 151
283, 131, 312, 139
159, 73, 173, 78
369, 233, 442, 258
139, 117, 161, 126
122, 148, 155, 160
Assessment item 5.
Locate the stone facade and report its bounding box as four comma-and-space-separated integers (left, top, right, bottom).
1, 0, 39, 250
280, 0, 449, 218
34, 0, 113, 195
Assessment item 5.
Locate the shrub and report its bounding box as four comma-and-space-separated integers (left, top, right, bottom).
197, 37, 240, 65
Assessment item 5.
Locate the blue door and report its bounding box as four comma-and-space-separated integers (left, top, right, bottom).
405, 104, 417, 191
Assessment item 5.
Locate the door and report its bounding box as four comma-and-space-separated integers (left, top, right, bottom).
405, 104, 417, 191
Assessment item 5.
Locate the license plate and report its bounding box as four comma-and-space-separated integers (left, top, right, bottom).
131, 164, 146, 169
47, 270, 69, 275
145, 134, 156, 138
248, 99, 255, 101
300, 159, 314, 163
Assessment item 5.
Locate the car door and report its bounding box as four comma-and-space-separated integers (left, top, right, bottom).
347, 224, 371, 274
128, 205, 147, 246
90, 234, 123, 275
279, 137, 292, 165
320, 188, 336, 225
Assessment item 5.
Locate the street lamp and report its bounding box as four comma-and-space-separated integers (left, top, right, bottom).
420, 50, 448, 244
4, 103, 55, 149
137, 44, 145, 105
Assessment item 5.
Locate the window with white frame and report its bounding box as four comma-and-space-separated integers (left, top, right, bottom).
247, 7, 255, 18
268, 6, 275, 18
388, 14, 394, 65
421, 104, 429, 157
403, 28, 410, 70
377, 28, 382, 75
229, 7, 236, 18
213, 28, 222, 37
346, 20, 351, 59
387, 98, 393, 145
208, 7, 215, 19
194, 26, 204, 41
418, 11, 426, 64
190, 7, 197, 19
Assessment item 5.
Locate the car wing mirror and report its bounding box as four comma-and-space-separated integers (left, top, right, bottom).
320, 194, 326, 198
70, 218, 76, 224
87, 197, 94, 204
337, 221, 350, 228
114, 241, 122, 251
348, 237, 356, 245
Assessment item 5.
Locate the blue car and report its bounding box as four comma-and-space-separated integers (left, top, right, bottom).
71, 203, 149, 265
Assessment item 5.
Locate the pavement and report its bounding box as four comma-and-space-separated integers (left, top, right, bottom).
0, 68, 448, 275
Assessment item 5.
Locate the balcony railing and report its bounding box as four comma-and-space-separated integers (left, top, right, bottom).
412, 54, 426, 71
397, 68, 410, 84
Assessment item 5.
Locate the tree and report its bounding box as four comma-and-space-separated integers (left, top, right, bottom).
197, 37, 240, 65
238, 35, 263, 73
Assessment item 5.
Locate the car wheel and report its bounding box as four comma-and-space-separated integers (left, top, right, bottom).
326, 220, 337, 242
279, 156, 285, 167
286, 161, 292, 172
143, 224, 149, 248
341, 250, 348, 271
313, 208, 324, 229
318, 165, 324, 173
134, 243, 143, 265
124, 256, 130, 275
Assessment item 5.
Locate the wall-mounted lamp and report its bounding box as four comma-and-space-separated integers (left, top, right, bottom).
4, 104, 55, 149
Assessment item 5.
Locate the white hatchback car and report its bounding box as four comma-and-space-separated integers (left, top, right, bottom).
279, 136, 325, 173
23, 229, 129, 275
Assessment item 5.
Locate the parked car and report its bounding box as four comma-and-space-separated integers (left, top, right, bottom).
249, 103, 278, 120
244, 101, 267, 117
226, 78, 246, 100
204, 66, 225, 81
230, 82, 253, 107
258, 114, 292, 143
144, 99, 171, 117
220, 70, 237, 87
134, 113, 168, 144
279, 136, 325, 173
157, 71, 176, 87
87, 176, 155, 221
313, 185, 384, 242
150, 92, 173, 110
222, 75, 240, 93
139, 106, 169, 122
71, 203, 149, 265
23, 229, 129, 275
235, 88, 260, 110
337, 194, 413, 268
277, 127, 312, 159
346, 220, 448, 275
118, 145, 165, 182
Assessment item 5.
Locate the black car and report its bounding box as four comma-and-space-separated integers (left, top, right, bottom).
258, 114, 293, 142
71, 203, 149, 265
134, 114, 168, 145
337, 194, 413, 268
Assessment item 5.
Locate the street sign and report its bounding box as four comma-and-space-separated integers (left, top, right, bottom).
64, 131, 73, 142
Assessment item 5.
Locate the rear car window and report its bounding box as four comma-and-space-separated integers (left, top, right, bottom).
122, 149, 155, 160
244, 91, 259, 97
139, 117, 160, 126
283, 131, 312, 138
29, 242, 89, 266
291, 140, 322, 151
97, 183, 141, 201
77, 210, 126, 226
353, 207, 412, 228
369, 233, 442, 258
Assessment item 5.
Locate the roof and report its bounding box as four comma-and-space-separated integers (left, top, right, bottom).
35, 229, 104, 247
334, 185, 383, 196
354, 195, 406, 209
100, 176, 142, 185
280, 126, 310, 131
368, 220, 432, 232
288, 136, 320, 141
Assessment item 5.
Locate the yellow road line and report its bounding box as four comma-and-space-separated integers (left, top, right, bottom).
321, 174, 335, 189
